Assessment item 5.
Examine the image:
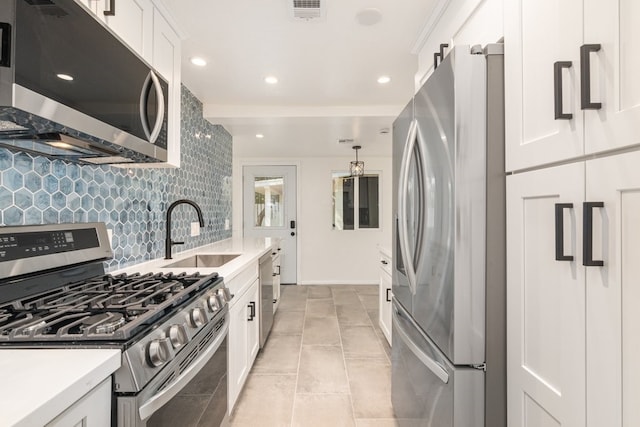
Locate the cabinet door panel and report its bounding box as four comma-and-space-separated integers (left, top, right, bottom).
504, 0, 584, 171
379, 264, 392, 345
507, 163, 585, 427
584, 0, 640, 154
586, 152, 640, 426
103, 0, 153, 63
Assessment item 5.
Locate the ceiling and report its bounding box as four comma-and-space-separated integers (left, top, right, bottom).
161, 0, 438, 157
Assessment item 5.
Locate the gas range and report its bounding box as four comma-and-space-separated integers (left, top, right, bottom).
0, 223, 231, 425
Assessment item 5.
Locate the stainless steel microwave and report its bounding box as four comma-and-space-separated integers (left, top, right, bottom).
0, 0, 168, 164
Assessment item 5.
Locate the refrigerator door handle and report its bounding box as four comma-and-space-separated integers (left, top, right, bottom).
393, 305, 449, 384
398, 119, 418, 295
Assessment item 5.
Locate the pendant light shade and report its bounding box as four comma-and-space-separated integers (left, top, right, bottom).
350, 145, 364, 176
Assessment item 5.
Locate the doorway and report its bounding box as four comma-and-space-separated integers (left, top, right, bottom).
243, 165, 297, 284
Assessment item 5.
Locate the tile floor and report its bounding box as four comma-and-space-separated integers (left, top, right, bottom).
229, 284, 398, 427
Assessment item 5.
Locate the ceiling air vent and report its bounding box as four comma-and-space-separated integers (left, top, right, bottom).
291, 0, 324, 21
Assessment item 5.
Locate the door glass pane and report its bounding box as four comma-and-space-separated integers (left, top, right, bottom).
358, 176, 379, 228
254, 176, 284, 227
332, 174, 354, 230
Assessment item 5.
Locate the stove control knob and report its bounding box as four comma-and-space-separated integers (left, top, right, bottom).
207, 295, 222, 312
189, 307, 206, 328
217, 287, 232, 302
147, 338, 171, 367
168, 324, 188, 349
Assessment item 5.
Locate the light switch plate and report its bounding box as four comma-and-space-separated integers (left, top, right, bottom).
190, 222, 200, 237
224, 219, 230, 230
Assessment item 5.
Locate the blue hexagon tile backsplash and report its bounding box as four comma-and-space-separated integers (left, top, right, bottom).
0, 86, 233, 271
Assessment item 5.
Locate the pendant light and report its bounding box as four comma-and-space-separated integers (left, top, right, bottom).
350, 145, 364, 176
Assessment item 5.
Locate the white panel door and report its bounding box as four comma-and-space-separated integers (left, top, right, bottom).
243, 165, 297, 284
583, 0, 640, 155
504, 0, 584, 171
586, 151, 640, 427
102, 0, 153, 63
507, 163, 585, 427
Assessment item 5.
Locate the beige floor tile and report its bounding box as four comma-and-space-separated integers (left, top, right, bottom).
307, 285, 333, 299
252, 334, 302, 374
331, 289, 361, 305
306, 299, 335, 318
230, 374, 296, 426
355, 420, 423, 427
358, 294, 379, 310
278, 294, 308, 312
354, 285, 379, 296
336, 304, 372, 326
340, 324, 385, 358
297, 345, 349, 394
346, 359, 395, 419
303, 316, 341, 346
272, 310, 306, 335
292, 394, 356, 427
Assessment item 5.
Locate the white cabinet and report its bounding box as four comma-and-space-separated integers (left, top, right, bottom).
504, 0, 640, 171
273, 247, 281, 312
378, 250, 392, 346
228, 269, 260, 413
508, 151, 640, 426
101, 0, 153, 63
46, 378, 111, 427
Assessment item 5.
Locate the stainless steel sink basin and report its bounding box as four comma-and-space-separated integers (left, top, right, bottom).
162, 254, 241, 268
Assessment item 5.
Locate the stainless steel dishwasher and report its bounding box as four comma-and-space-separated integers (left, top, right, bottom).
259, 252, 275, 348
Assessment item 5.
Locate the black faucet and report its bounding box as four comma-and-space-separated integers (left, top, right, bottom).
165, 199, 205, 259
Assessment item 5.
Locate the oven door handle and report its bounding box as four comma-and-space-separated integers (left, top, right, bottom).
138, 315, 229, 421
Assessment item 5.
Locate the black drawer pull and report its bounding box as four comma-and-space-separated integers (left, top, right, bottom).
555, 203, 574, 261
580, 44, 602, 110
583, 202, 604, 267
386, 288, 392, 302
0, 23, 10, 68
248, 301, 256, 321
554, 61, 573, 120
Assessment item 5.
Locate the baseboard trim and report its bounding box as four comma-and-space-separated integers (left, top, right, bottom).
296, 280, 378, 286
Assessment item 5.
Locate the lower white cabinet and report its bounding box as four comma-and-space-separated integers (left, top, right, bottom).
508, 150, 640, 426
378, 250, 392, 346
228, 276, 260, 413
273, 249, 281, 312
46, 378, 111, 427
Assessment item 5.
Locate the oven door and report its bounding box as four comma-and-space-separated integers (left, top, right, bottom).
117, 312, 229, 427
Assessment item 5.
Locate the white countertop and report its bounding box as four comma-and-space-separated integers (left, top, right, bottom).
112, 237, 279, 283
0, 349, 120, 427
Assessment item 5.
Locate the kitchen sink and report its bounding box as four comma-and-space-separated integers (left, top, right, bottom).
162, 254, 241, 268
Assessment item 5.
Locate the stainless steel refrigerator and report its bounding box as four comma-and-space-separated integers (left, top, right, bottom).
391, 44, 505, 427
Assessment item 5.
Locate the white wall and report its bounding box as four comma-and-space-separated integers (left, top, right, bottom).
233, 156, 392, 285
414, 0, 504, 88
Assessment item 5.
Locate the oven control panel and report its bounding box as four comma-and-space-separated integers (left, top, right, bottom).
0, 228, 99, 262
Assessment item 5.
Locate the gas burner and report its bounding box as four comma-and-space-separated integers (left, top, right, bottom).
81, 312, 125, 334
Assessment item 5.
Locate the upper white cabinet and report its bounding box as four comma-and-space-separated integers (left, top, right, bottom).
505, 0, 640, 171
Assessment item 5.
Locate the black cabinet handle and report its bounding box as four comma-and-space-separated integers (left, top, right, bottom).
273, 298, 278, 304
104, 0, 116, 16
580, 44, 602, 110
433, 43, 449, 70
386, 288, 392, 302
248, 301, 256, 321
554, 61, 573, 120
555, 203, 574, 261
0, 23, 10, 68
276, 265, 281, 275
583, 202, 604, 267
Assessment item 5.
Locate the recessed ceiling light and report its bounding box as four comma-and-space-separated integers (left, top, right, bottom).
264, 76, 278, 85
377, 76, 391, 84
256, 134, 264, 139
190, 57, 207, 67
56, 73, 74, 81
356, 8, 382, 26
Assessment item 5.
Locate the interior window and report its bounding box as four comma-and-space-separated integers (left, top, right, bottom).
332, 173, 379, 230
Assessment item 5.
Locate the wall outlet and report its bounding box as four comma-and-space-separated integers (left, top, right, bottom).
224, 219, 230, 230
190, 222, 201, 237
107, 229, 113, 248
